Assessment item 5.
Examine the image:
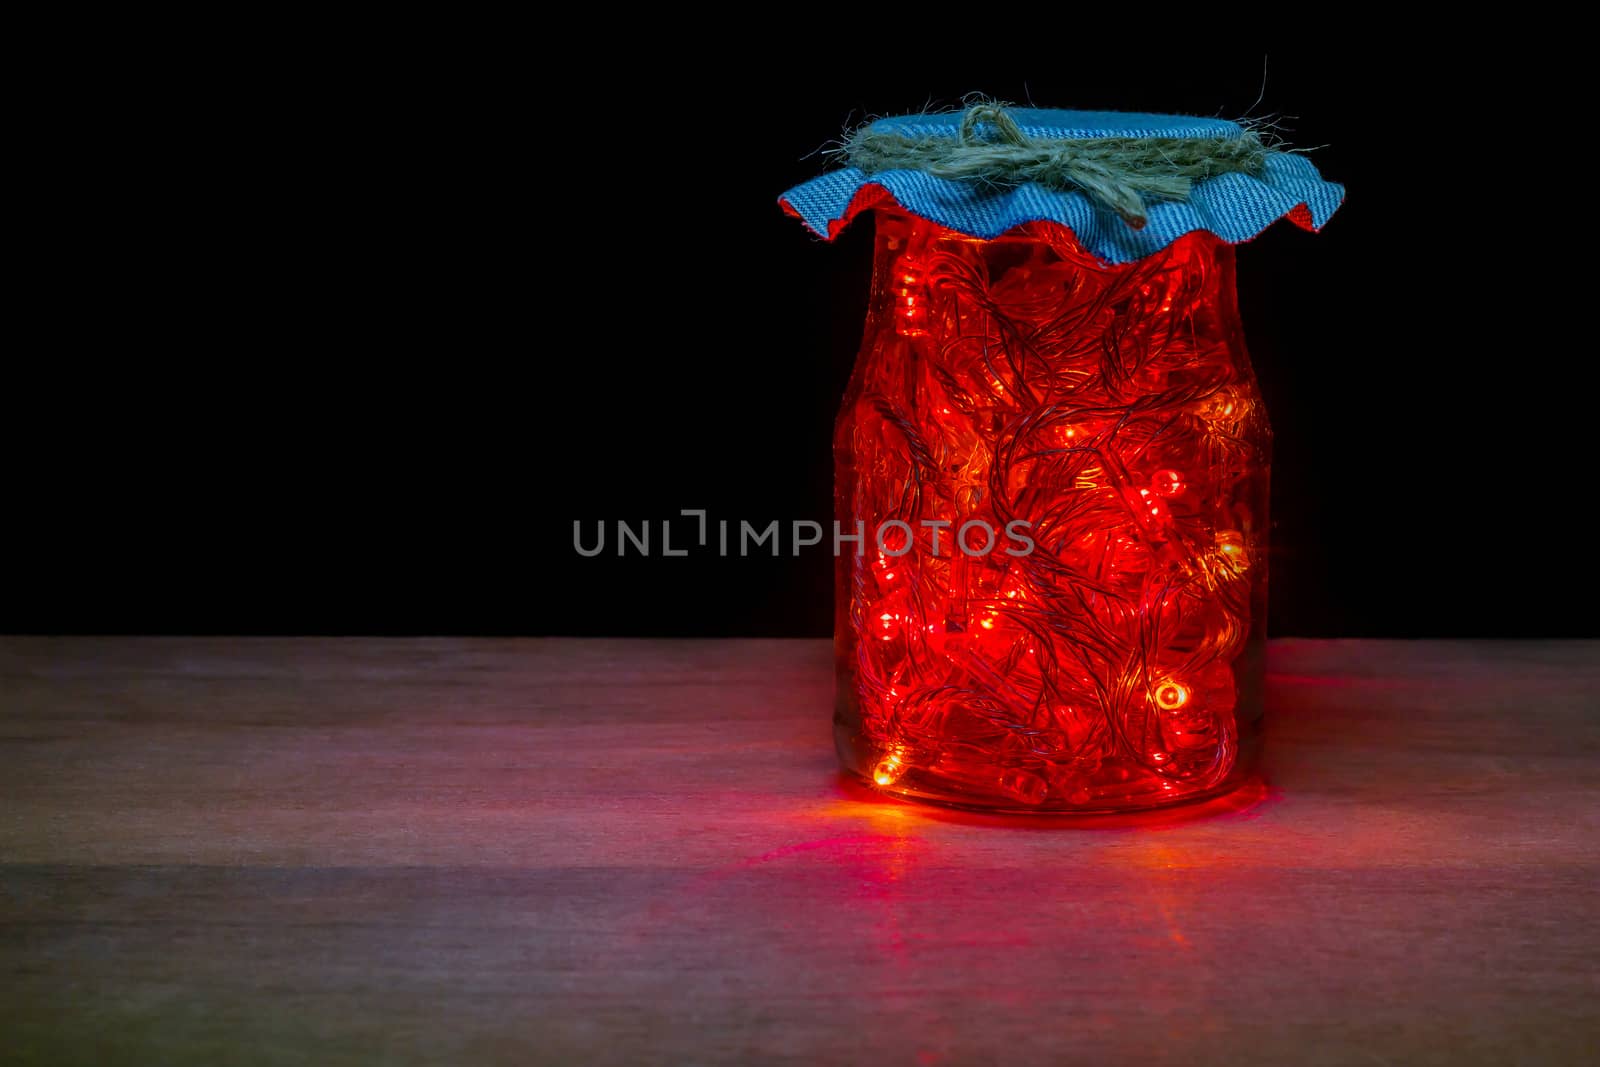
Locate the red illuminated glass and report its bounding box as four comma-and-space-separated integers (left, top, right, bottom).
834, 210, 1269, 811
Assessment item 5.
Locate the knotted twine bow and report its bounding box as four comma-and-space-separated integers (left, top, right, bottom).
840, 102, 1271, 230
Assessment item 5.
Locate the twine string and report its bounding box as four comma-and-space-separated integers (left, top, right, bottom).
841, 102, 1271, 230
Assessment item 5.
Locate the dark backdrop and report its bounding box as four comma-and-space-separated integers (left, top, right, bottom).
7, 41, 1592, 637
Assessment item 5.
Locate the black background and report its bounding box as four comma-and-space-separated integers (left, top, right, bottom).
7, 40, 1593, 637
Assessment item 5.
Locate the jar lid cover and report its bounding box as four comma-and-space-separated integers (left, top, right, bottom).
779, 107, 1343, 264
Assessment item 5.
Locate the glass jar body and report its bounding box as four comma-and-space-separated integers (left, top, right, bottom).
833, 210, 1269, 812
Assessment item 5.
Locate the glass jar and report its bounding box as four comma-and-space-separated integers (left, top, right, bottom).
833, 208, 1269, 812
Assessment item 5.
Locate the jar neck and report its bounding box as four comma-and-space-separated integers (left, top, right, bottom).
867, 209, 1242, 346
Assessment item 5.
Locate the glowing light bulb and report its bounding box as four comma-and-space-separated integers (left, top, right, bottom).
1154, 680, 1191, 711
1195, 386, 1249, 434
894, 256, 929, 337
873, 752, 905, 786
1214, 530, 1250, 577
1049, 423, 1087, 450
1152, 469, 1184, 497
1125, 487, 1169, 532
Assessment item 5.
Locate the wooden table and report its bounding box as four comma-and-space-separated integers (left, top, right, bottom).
2, 638, 1597, 1065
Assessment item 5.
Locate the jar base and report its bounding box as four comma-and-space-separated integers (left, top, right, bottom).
843, 764, 1256, 815
837, 716, 1260, 816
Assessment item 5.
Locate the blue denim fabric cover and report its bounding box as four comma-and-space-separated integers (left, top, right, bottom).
779, 109, 1343, 263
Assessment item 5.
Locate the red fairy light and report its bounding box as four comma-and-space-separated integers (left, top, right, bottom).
1152, 469, 1185, 498
895, 255, 930, 337
833, 211, 1271, 811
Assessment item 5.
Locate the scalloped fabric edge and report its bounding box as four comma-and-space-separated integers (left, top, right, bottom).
779, 152, 1343, 264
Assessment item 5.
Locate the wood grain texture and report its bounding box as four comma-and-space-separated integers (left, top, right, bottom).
2, 637, 1597, 1065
